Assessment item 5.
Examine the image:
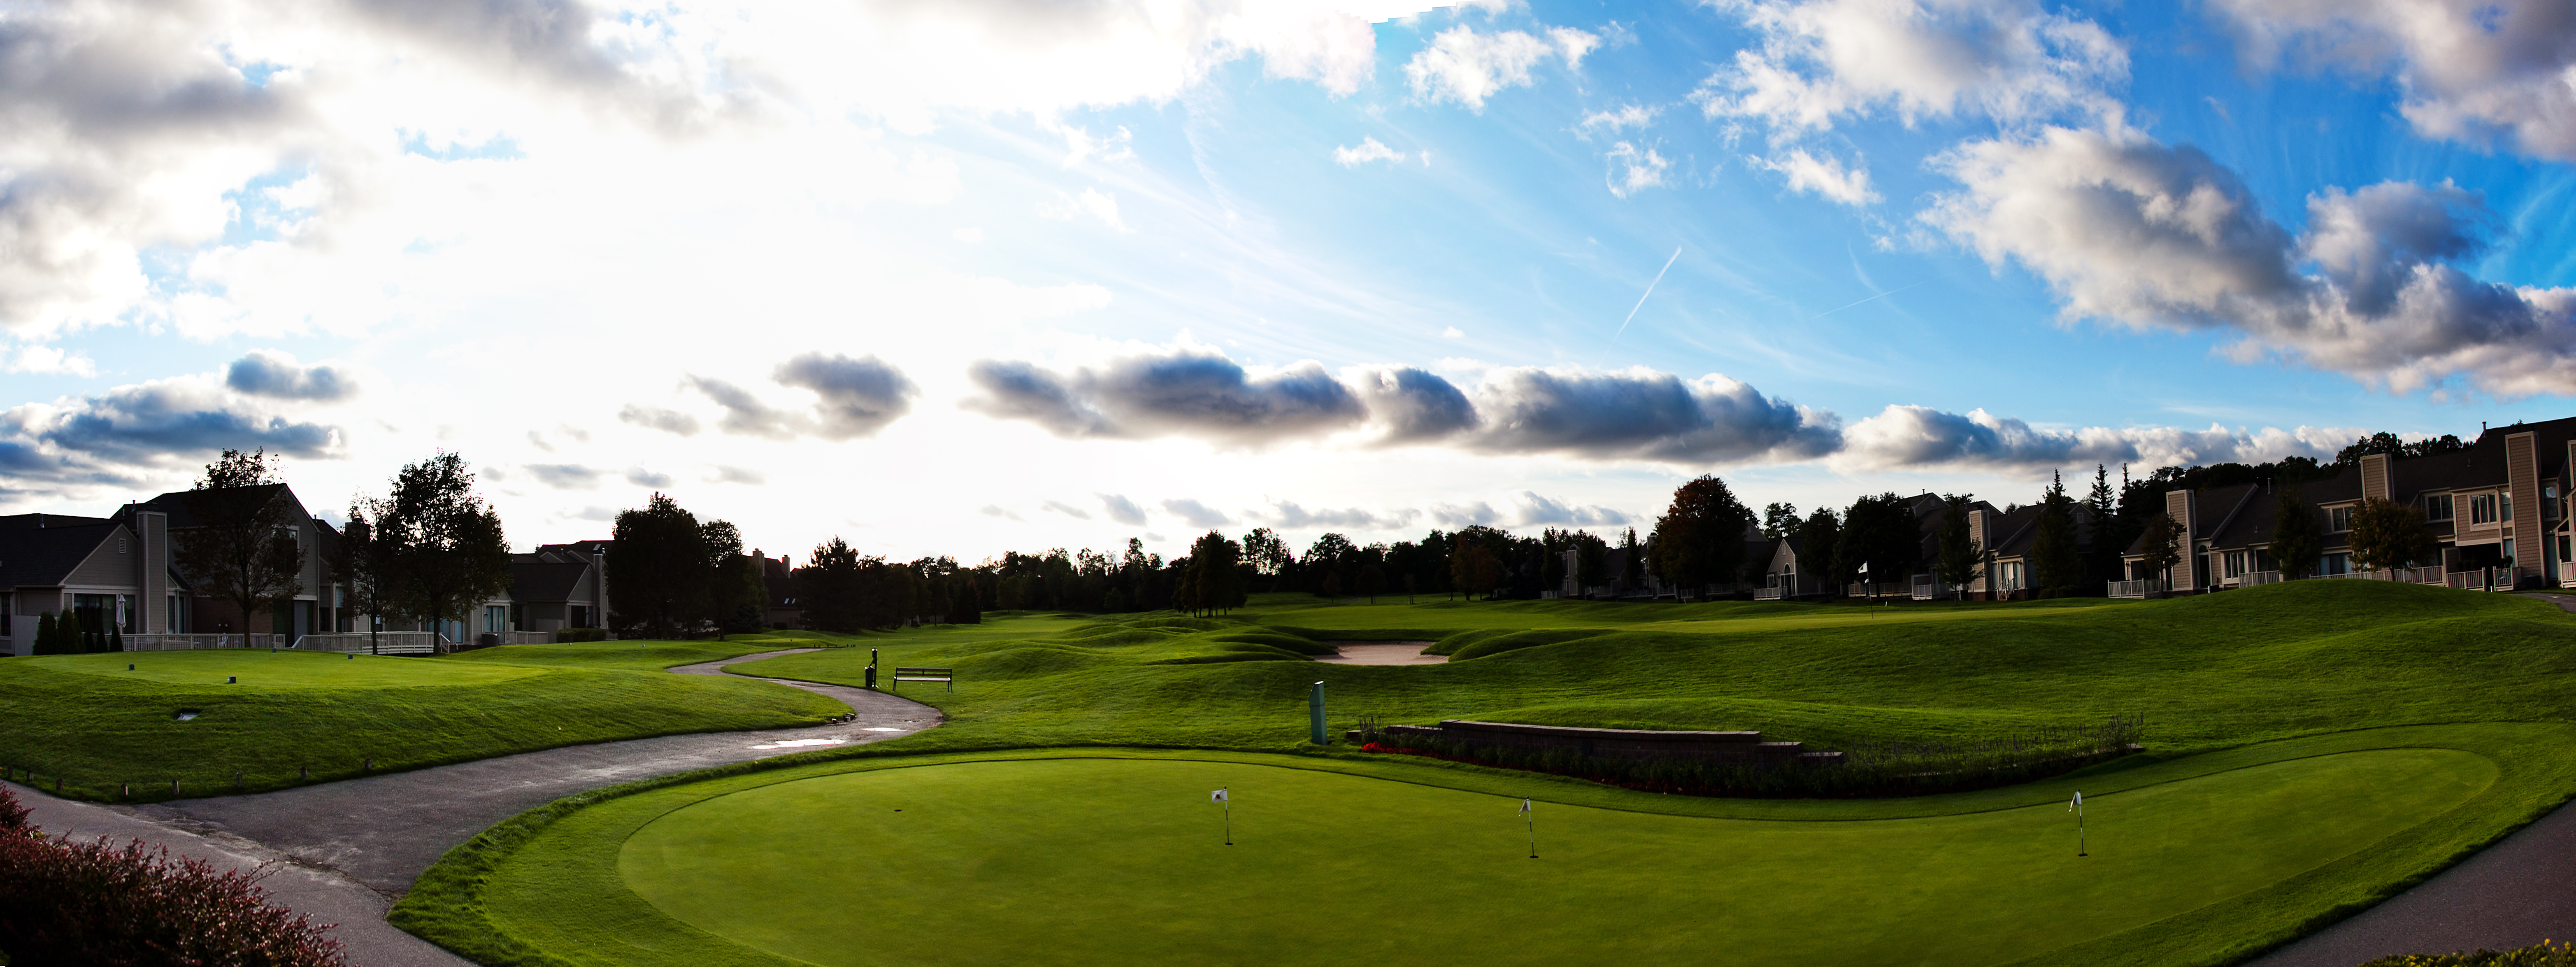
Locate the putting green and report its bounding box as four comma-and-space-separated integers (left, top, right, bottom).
616, 751, 2492, 967
28, 650, 543, 688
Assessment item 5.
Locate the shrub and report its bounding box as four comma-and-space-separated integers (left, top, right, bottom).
2361, 942, 2576, 966
554, 628, 609, 643
0, 785, 347, 966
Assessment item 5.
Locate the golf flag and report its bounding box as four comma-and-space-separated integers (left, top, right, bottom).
1211, 788, 1229, 804
2068, 791, 2083, 813
1518, 798, 1531, 817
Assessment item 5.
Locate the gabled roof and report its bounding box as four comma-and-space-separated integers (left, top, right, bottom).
0, 513, 113, 532
509, 559, 593, 602
0, 520, 124, 588
121, 483, 305, 530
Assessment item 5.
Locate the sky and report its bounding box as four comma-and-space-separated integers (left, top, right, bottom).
4, 0, 2576, 564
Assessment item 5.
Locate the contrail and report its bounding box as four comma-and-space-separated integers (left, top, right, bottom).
1810, 280, 1925, 319
1614, 246, 1683, 339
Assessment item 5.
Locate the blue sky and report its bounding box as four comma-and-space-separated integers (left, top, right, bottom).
3, 0, 2573, 562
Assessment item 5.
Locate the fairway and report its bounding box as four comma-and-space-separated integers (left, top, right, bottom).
29, 650, 544, 688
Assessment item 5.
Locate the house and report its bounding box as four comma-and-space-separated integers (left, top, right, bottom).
510, 541, 611, 633
114, 484, 341, 638
754, 550, 800, 628
2121, 417, 2576, 595
0, 512, 168, 655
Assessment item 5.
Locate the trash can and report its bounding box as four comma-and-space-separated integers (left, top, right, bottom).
477, 632, 501, 649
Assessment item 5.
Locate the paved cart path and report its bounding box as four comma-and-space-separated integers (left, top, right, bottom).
2251, 592, 2576, 967
8, 648, 937, 967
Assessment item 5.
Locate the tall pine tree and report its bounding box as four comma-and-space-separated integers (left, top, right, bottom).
2031, 471, 2085, 595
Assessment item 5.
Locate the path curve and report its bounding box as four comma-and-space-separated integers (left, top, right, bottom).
2251, 591, 2576, 966
8, 646, 936, 967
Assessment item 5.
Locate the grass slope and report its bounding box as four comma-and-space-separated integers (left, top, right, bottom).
0, 635, 848, 801
393, 581, 2576, 967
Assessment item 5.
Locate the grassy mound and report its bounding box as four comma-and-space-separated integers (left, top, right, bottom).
0, 638, 847, 802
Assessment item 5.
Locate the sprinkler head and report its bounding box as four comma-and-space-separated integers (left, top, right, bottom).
227, 676, 237, 684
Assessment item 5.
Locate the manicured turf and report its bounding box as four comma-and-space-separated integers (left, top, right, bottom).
391, 582, 2576, 967
0, 636, 848, 801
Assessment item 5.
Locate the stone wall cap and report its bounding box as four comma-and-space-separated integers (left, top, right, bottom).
1437, 720, 1764, 741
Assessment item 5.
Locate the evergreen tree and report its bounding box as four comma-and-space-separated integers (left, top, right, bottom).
109, 625, 124, 652
2031, 471, 2085, 595
58, 610, 83, 655
2271, 489, 2325, 579
1935, 494, 1981, 599
1795, 508, 1842, 592
34, 613, 56, 656
1619, 527, 1645, 590
1574, 533, 1608, 594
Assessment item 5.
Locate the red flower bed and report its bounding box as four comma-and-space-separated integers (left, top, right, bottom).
0, 785, 347, 966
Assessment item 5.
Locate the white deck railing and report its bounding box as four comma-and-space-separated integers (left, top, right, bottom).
2108, 578, 2167, 599
289, 631, 446, 655
121, 633, 288, 651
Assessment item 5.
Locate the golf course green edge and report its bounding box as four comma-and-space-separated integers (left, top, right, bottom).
391, 722, 2576, 967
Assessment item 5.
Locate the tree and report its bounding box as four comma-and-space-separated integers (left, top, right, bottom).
2031, 471, 2085, 594
33, 613, 56, 656
1649, 476, 1755, 597
1183, 531, 1247, 615
1836, 494, 1915, 600
1304, 533, 1356, 597
801, 538, 866, 632
1358, 564, 1386, 604
1795, 508, 1842, 592
366, 452, 515, 652
2271, 489, 2325, 580
701, 520, 768, 638
607, 494, 709, 638
2348, 497, 2439, 573
1450, 542, 1503, 600
1241, 528, 1291, 590
173, 449, 305, 640
1574, 534, 1608, 595
1760, 502, 1799, 538
1619, 527, 1645, 591
2136, 508, 2182, 586
330, 504, 397, 654
1935, 494, 1980, 599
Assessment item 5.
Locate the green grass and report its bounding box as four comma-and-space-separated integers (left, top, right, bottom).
391, 581, 2576, 966
0, 636, 848, 801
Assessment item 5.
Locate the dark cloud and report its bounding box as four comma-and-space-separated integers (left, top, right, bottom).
618, 403, 701, 437
1353, 366, 1477, 442
964, 349, 1365, 444
686, 376, 800, 440
1466, 367, 1841, 462
1841, 404, 2349, 473
526, 463, 600, 489
12, 380, 339, 462
1160, 497, 1230, 527
1097, 493, 1149, 526
1265, 499, 1416, 530
225, 351, 356, 401
774, 352, 917, 440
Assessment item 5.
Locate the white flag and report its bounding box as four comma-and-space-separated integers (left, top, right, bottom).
2068, 791, 2082, 812
1518, 798, 1531, 817
1211, 788, 1228, 804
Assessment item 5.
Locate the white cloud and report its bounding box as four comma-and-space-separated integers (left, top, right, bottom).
1097, 493, 1150, 526
1751, 149, 1879, 205
1404, 24, 1598, 111
1839, 405, 2356, 473
4, 345, 98, 377
1161, 497, 1233, 527
1697, 0, 2127, 134
1039, 188, 1129, 231
1603, 142, 1671, 198
1333, 136, 1413, 166
1577, 103, 1659, 137
1922, 123, 2576, 396
2215, 0, 2576, 163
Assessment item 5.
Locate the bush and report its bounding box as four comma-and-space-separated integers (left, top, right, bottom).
2362, 942, 2576, 966
554, 628, 609, 643
0, 785, 346, 966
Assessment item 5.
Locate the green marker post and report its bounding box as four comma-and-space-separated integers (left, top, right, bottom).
1308, 681, 1326, 745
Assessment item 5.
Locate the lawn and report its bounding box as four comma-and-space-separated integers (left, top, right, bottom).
392, 580, 2576, 967
0, 636, 849, 802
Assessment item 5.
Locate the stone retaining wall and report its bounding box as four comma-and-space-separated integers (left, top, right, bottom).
1351, 720, 1845, 767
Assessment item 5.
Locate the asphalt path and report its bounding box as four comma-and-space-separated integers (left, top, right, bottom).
2249, 591, 2576, 967
8, 647, 937, 966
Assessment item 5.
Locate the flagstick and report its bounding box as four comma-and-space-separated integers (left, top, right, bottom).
1223, 791, 1232, 846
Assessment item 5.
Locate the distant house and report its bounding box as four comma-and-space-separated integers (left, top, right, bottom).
510, 541, 611, 633
115, 483, 340, 639
753, 550, 800, 628
2123, 417, 2576, 595
0, 513, 165, 653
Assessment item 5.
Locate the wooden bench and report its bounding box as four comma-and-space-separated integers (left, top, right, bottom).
891, 666, 953, 692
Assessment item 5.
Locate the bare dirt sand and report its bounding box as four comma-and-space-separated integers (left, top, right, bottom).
1313, 641, 1446, 665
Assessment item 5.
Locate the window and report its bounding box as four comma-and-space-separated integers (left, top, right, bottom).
2328, 506, 2352, 532
485, 606, 508, 634
2504, 493, 2514, 522
2503, 539, 2517, 564
2471, 494, 2499, 525
2224, 552, 2246, 578
2426, 494, 2454, 521
2323, 553, 2350, 576
2560, 535, 2571, 563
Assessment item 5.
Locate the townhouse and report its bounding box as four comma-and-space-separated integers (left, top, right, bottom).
2122, 417, 2576, 595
